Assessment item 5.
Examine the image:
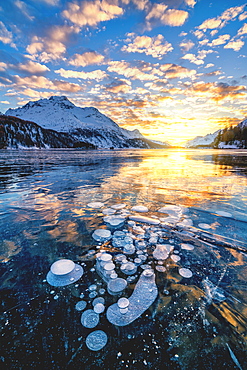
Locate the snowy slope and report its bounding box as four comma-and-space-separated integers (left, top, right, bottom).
185, 130, 220, 148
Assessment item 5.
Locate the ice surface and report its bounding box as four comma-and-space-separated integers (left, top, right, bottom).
129, 215, 160, 225
85, 330, 108, 351
106, 270, 158, 326
81, 309, 99, 328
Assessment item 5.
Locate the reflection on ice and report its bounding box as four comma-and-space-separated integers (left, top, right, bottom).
1, 149, 247, 369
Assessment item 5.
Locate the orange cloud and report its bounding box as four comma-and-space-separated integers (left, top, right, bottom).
14, 61, 50, 74
160, 63, 197, 79
146, 4, 188, 29
107, 60, 158, 81
105, 79, 131, 93
179, 40, 194, 52
189, 81, 246, 102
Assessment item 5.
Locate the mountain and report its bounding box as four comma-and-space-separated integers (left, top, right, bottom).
185, 130, 220, 148
213, 118, 247, 149
0, 114, 96, 149
185, 118, 247, 149
5, 96, 169, 149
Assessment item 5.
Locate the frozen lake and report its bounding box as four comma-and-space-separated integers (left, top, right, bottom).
0, 148, 247, 369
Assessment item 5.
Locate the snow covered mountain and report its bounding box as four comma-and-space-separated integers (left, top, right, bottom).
185, 118, 247, 149
5, 96, 169, 149
0, 114, 96, 149
185, 130, 220, 148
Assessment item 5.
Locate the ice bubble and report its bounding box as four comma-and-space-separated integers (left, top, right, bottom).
153, 244, 173, 260
92, 229, 112, 241
107, 277, 127, 295
46, 260, 83, 287
93, 297, 105, 306
215, 210, 232, 218
103, 215, 126, 226
100, 253, 112, 262
120, 262, 137, 275
94, 303, 105, 314
129, 215, 160, 225
113, 231, 126, 238
89, 291, 97, 299
134, 258, 142, 265
102, 208, 116, 215
128, 220, 136, 227
81, 309, 99, 328
111, 204, 127, 210
51, 259, 75, 275
99, 288, 105, 295
85, 330, 108, 351
110, 272, 118, 279
177, 218, 193, 227
155, 265, 166, 272
107, 270, 158, 326
75, 300, 87, 311
103, 262, 115, 271
89, 284, 97, 291
178, 268, 193, 278
118, 297, 130, 309
131, 205, 149, 212
87, 202, 104, 209
120, 308, 129, 314
171, 254, 181, 262
123, 244, 135, 255
158, 205, 183, 216
198, 223, 211, 230
181, 243, 194, 251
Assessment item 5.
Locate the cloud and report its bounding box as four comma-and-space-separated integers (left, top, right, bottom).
189, 81, 246, 102
62, 0, 123, 27
55, 68, 107, 80
197, 5, 246, 32
181, 53, 204, 65
146, 4, 189, 29
0, 22, 15, 48
13, 61, 50, 74
205, 63, 214, 68
181, 49, 213, 65
184, 0, 197, 7
210, 34, 230, 46
238, 23, 247, 35
179, 40, 194, 52
38, 0, 60, 5
107, 60, 158, 81
224, 39, 245, 52
14, 75, 83, 92
14, 0, 34, 21
121, 34, 173, 59
26, 25, 80, 62
160, 63, 197, 79
239, 12, 247, 21
105, 78, 131, 93
0, 62, 7, 72
69, 51, 105, 66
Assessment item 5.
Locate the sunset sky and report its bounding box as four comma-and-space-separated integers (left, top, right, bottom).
0, 0, 246, 145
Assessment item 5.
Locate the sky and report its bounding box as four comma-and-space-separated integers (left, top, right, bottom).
0, 0, 246, 145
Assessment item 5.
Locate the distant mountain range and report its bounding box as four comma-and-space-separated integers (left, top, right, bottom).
185, 118, 247, 149
3, 96, 169, 149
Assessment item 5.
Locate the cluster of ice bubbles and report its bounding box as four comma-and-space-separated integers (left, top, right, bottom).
45, 201, 217, 351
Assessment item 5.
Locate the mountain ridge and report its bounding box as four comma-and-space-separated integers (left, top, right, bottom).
5, 96, 169, 149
